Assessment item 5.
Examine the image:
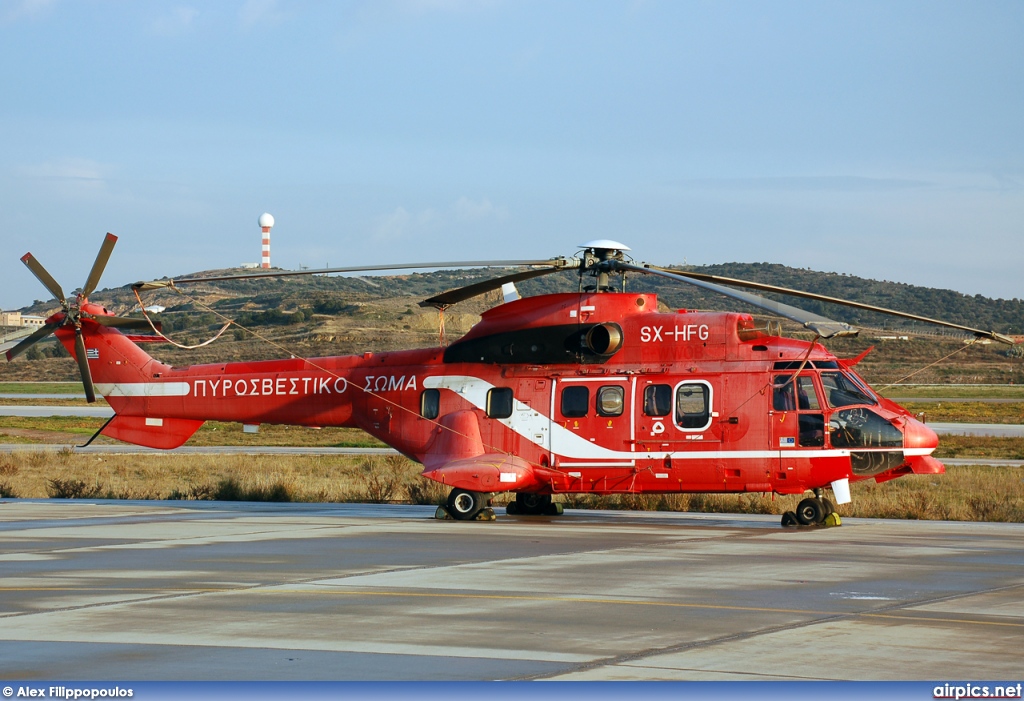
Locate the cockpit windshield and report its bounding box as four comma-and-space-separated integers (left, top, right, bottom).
820, 372, 877, 408
844, 370, 878, 402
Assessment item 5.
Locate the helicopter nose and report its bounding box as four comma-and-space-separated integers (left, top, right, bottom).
903, 416, 939, 452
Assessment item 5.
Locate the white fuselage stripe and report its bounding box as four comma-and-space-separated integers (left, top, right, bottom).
95, 382, 191, 398
424, 375, 928, 463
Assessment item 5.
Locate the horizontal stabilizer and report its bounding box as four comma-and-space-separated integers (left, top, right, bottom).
101, 415, 204, 449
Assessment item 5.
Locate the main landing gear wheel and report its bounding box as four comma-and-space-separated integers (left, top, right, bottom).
514, 493, 552, 516
446, 488, 487, 521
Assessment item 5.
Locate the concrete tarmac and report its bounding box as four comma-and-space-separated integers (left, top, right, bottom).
0, 500, 1021, 681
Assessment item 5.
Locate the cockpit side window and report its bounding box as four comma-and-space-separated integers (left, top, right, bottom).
773, 375, 796, 411
820, 372, 876, 408
797, 376, 820, 410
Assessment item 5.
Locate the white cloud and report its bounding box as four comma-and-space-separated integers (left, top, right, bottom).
150, 6, 199, 36
393, 0, 500, 16
372, 196, 508, 242
453, 196, 508, 221
23, 158, 110, 199
25, 158, 107, 182
239, 0, 286, 29
1, 0, 55, 24
373, 206, 412, 241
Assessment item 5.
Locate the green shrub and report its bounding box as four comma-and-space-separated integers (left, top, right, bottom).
46, 478, 104, 499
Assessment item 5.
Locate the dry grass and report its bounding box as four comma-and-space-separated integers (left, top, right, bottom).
0, 450, 1021, 522
0, 416, 385, 448
933, 435, 1024, 459
0, 451, 445, 504
901, 402, 1024, 424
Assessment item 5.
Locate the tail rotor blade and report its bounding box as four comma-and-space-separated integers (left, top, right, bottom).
4, 322, 60, 362
73, 329, 97, 403
21, 253, 66, 307
81, 233, 118, 298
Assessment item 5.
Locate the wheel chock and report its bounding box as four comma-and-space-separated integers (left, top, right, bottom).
505, 502, 519, 515
545, 503, 564, 516
781, 511, 799, 527
823, 512, 842, 528
434, 506, 452, 520
475, 507, 496, 521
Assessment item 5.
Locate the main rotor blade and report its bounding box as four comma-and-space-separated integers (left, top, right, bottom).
73, 329, 96, 403
646, 266, 1015, 345
616, 262, 858, 339
21, 253, 66, 306
81, 232, 118, 298
419, 266, 572, 308
133, 258, 569, 291
4, 322, 60, 362
86, 315, 162, 331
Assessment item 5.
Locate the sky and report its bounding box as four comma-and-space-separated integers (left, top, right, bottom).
1, 0, 1022, 311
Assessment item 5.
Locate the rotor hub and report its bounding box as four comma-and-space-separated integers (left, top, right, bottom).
578, 240, 631, 292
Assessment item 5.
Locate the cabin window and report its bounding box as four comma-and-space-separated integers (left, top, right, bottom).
560, 385, 589, 417
420, 389, 440, 420
486, 387, 514, 419
675, 382, 711, 430
643, 384, 672, 417
596, 386, 624, 417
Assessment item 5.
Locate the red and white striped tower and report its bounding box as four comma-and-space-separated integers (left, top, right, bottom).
258, 212, 274, 269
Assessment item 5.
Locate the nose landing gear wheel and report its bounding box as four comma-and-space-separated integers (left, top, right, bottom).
447, 488, 486, 521
796, 497, 827, 525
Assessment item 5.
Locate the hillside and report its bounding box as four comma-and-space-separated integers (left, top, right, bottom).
3, 262, 1022, 386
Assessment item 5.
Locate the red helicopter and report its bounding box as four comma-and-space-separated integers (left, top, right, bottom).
6, 235, 1015, 526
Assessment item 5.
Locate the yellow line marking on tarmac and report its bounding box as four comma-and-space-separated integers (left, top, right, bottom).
860, 613, 1024, 629
3, 587, 1021, 629
272, 589, 824, 614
